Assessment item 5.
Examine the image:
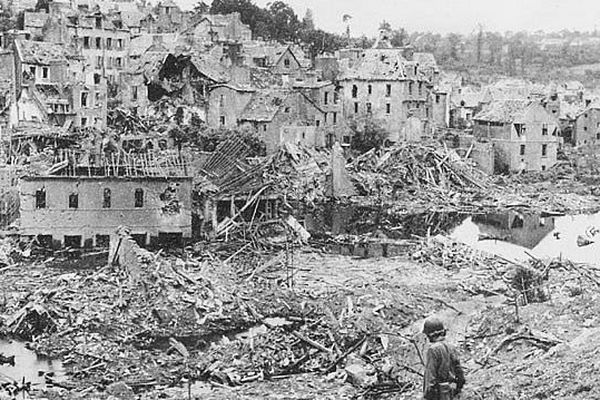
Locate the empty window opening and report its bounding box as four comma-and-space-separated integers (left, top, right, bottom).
386, 84, 392, 97
131, 234, 147, 247
132, 86, 138, 101
64, 235, 82, 248
42, 67, 48, 79
520, 144, 526, 156
386, 103, 391, 114
324, 92, 329, 105
103, 188, 111, 208
542, 144, 548, 156
35, 188, 46, 209
352, 85, 358, 98
69, 193, 79, 209
96, 234, 110, 247
135, 189, 144, 207
81, 92, 88, 107
354, 102, 359, 114
219, 116, 226, 125
368, 85, 372, 95
542, 124, 548, 136
366, 102, 372, 114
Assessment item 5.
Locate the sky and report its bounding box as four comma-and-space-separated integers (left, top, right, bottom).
173, 0, 600, 36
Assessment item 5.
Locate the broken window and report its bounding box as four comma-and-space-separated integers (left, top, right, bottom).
263, 124, 267, 131
35, 188, 46, 209
95, 17, 102, 28
135, 189, 144, 207
284, 107, 290, 113
354, 102, 359, 114
64, 235, 82, 248
324, 92, 329, 105
386, 103, 391, 114
29, 66, 36, 78
352, 85, 358, 98
103, 188, 111, 208
542, 123, 548, 136
418, 82, 423, 96
132, 86, 138, 101
160, 184, 181, 214
366, 102, 372, 114
436, 94, 440, 103
81, 92, 88, 107
316, 120, 321, 127
520, 144, 526, 156
69, 193, 79, 209
42, 67, 48, 79
542, 144, 548, 157
83, 36, 90, 49
96, 56, 102, 68
511, 215, 524, 229
96, 234, 109, 247
408, 82, 413, 95
219, 116, 225, 125
81, 117, 87, 126
386, 84, 392, 97
115, 57, 122, 68
94, 73, 101, 84
368, 85, 372, 95
95, 91, 100, 105
117, 39, 123, 49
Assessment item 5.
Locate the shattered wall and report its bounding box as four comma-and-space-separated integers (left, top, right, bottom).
20, 176, 192, 247
207, 85, 254, 128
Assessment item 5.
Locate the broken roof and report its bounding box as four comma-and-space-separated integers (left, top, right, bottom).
474, 99, 533, 123
15, 40, 72, 65
190, 54, 230, 82
339, 48, 408, 81
239, 89, 290, 122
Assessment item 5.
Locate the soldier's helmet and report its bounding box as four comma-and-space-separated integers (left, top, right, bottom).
423, 317, 446, 337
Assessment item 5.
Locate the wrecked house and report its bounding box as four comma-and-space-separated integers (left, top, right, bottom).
141, 0, 187, 34
11, 39, 107, 130
183, 12, 252, 46
237, 89, 326, 153
449, 90, 483, 129
338, 30, 435, 142
19, 153, 192, 248
573, 103, 600, 146
473, 99, 561, 173
148, 53, 230, 121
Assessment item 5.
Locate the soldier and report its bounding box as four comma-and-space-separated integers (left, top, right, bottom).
422, 317, 465, 400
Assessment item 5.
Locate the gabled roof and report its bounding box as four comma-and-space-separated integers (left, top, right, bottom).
474, 99, 532, 123
340, 48, 408, 80
15, 40, 71, 65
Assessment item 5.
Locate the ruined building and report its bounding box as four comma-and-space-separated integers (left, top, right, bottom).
9, 39, 107, 129
337, 29, 436, 142
20, 153, 192, 248
473, 99, 561, 173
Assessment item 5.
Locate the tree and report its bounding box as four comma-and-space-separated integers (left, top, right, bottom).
267, 1, 301, 42
193, 1, 209, 14
301, 8, 314, 31
390, 27, 408, 47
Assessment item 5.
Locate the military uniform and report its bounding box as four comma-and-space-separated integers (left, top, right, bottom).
423, 340, 465, 400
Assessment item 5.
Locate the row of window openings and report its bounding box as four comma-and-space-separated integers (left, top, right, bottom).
515, 124, 553, 136
582, 122, 600, 131
80, 91, 101, 108
354, 103, 392, 114
35, 189, 145, 209
28, 66, 49, 79
83, 37, 125, 50
95, 56, 124, 69
351, 83, 423, 98
219, 93, 337, 108
520, 144, 549, 156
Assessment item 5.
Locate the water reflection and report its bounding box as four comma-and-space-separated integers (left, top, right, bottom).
0, 340, 65, 388
452, 211, 600, 265
472, 212, 556, 249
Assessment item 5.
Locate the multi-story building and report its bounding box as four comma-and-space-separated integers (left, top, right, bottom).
473, 99, 561, 173
11, 39, 107, 129
573, 104, 600, 146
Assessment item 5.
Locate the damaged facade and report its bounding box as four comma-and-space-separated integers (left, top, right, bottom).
20, 168, 192, 248
338, 30, 436, 142
474, 99, 561, 173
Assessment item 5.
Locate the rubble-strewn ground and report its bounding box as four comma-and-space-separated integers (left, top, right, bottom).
1, 232, 600, 399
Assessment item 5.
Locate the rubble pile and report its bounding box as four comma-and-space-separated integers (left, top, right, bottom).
349, 144, 490, 197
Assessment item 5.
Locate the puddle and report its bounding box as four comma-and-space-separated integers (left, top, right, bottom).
303, 204, 600, 264
451, 211, 600, 265
0, 339, 65, 388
